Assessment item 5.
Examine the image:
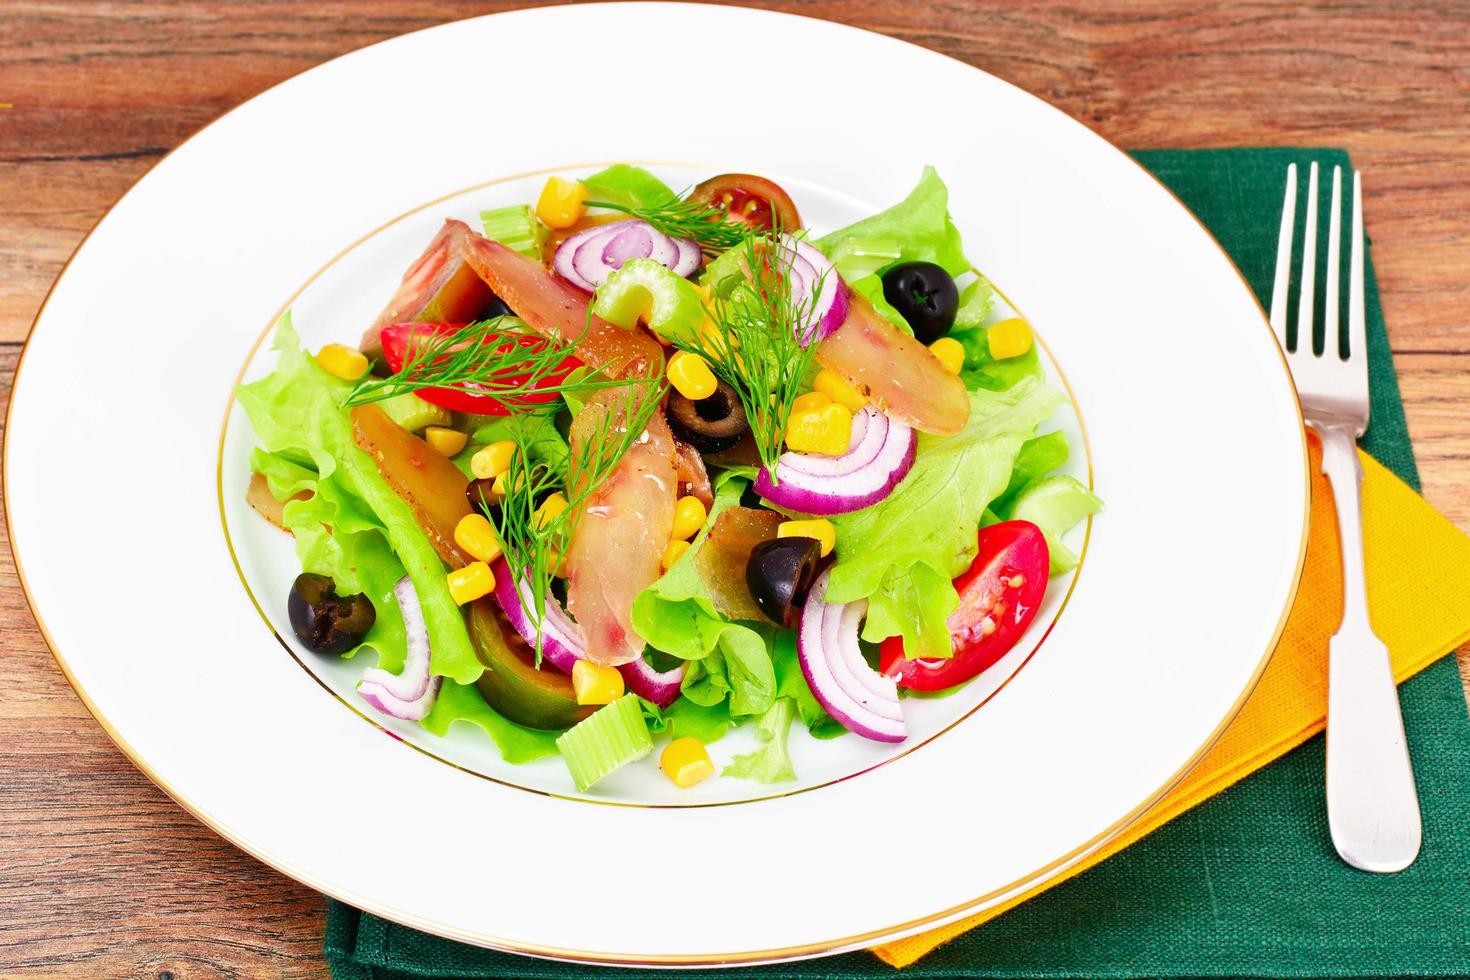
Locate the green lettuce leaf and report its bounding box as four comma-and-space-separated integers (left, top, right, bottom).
629, 479, 777, 718
236, 315, 480, 684
951, 324, 1045, 392
251, 448, 409, 672
420, 680, 561, 764
772, 631, 845, 740
580, 164, 676, 210
723, 697, 797, 783
819, 166, 971, 333
641, 697, 734, 746
469, 413, 570, 471
992, 431, 1070, 515
828, 378, 1065, 658
819, 166, 969, 276
1005, 475, 1103, 574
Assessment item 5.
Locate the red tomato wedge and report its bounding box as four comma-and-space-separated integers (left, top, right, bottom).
378, 321, 581, 415
690, 173, 802, 234
879, 520, 1050, 691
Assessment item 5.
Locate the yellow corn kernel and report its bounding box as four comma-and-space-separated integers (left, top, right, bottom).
667, 350, 718, 401
572, 660, 625, 705
535, 491, 569, 528
929, 337, 965, 375
779, 518, 836, 557
536, 176, 589, 229
453, 513, 502, 564
791, 391, 831, 414
987, 317, 1034, 360
424, 426, 468, 458
316, 343, 369, 382
670, 496, 708, 541
785, 402, 854, 456
813, 369, 868, 411
660, 737, 715, 788
471, 440, 516, 480
447, 561, 495, 605
661, 539, 691, 571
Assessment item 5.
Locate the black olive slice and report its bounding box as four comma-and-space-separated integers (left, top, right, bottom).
288, 572, 377, 656
666, 379, 750, 454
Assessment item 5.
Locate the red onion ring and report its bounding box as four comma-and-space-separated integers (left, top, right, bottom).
552, 219, 700, 292
755, 408, 916, 515
490, 558, 684, 707
779, 235, 849, 345
798, 570, 906, 742
358, 576, 442, 721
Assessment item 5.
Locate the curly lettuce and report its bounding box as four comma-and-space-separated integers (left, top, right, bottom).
819, 166, 973, 332
236, 316, 481, 684
827, 377, 1066, 659
629, 479, 778, 719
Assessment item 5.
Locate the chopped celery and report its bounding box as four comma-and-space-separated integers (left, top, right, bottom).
377, 390, 452, 433
556, 694, 653, 791
592, 259, 706, 343
825, 237, 902, 282
1008, 475, 1103, 574
479, 205, 547, 260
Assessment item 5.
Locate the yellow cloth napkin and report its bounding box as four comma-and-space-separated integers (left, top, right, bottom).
874, 436, 1470, 967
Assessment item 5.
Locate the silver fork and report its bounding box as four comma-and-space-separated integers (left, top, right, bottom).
1271, 161, 1421, 873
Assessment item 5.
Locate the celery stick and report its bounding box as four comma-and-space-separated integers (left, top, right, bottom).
556, 695, 653, 791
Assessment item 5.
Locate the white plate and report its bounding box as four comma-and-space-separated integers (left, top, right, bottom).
6, 2, 1307, 965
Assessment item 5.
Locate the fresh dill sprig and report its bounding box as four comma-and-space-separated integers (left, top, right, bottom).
584, 196, 752, 256
675, 236, 825, 480
482, 377, 667, 660
344, 318, 629, 412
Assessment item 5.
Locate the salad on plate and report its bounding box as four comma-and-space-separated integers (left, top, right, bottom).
238, 165, 1101, 793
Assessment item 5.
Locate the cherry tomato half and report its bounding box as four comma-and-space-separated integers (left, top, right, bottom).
378, 321, 580, 416
690, 173, 803, 234
879, 520, 1050, 692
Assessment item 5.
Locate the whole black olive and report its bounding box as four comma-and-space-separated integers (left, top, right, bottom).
288, 573, 376, 656
745, 537, 830, 628
481, 292, 515, 320
666, 379, 750, 454
881, 261, 959, 343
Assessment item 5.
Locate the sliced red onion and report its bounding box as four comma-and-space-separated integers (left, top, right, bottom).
755, 408, 916, 515
672, 237, 702, 278
490, 558, 684, 707
617, 655, 686, 708
358, 576, 441, 721
798, 570, 905, 743
490, 558, 584, 673
552, 219, 698, 292
779, 235, 849, 345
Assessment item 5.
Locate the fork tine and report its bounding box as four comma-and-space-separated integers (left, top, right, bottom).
1324, 166, 1343, 358
1349, 170, 1366, 362
1296, 162, 1319, 354
1269, 163, 1297, 346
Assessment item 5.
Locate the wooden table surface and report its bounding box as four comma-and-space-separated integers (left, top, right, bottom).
3, 1, 1468, 976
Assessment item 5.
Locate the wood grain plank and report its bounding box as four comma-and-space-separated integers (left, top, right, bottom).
2, 2, 1468, 976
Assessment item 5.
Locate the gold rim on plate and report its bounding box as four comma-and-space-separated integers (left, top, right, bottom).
2, 6, 1309, 965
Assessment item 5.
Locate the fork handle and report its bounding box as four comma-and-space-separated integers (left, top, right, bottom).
1317, 424, 1422, 873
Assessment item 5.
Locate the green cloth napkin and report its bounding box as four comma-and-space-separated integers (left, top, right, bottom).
325, 149, 1470, 980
